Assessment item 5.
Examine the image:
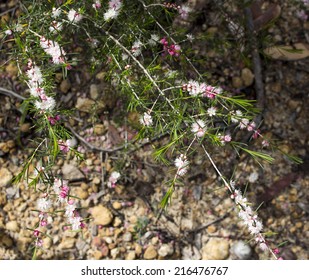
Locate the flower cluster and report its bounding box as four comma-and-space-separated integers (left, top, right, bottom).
108, 171, 121, 188
182, 80, 223, 98
40, 36, 66, 64
131, 40, 143, 57
26, 61, 56, 112
174, 154, 189, 176
58, 139, 71, 153
104, 0, 122, 21
230, 187, 267, 251
67, 9, 83, 23
191, 119, 207, 138
140, 112, 153, 127
163, 2, 192, 20
160, 37, 181, 57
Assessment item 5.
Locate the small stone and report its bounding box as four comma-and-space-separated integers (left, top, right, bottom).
93, 250, 103, 260
231, 241, 252, 260
59, 238, 76, 249
91, 205, 113, 226
20, 123, 31, 133
158, 244, 174, 257
270, 82, 282, 93
135, 243, 143, 256
126, 251, 136, 260
113, 217, 122, 227
43, 237, 52, 249
112, 201, 122, 210
17, 237, 32, 252
74, 187, 89, 200
5, 63, 18, 77
232, 77, 243, 88
144, 245, 157, 260
94, 124, 106, 135
61, 163, 85, 181
111, 248, 120, 259
5, 221, 19, 232
241, 68, 255, 86
101, 245, 109, 257
93, 177, 101, 185
1, 234, 13, 248
202, 238, 230, 260
60, 79, 71, 93
207, 225, 217, 234
75, 97, 95, 113
122, 232, 132, 242
295, 222, 303, 229
90, 84, 100, 100
0, 168, 13, 188
181, 245, 201, 260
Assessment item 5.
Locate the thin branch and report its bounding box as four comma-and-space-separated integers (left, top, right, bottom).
0, 87, 26, 100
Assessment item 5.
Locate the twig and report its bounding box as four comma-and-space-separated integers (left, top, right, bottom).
0, 87, 26, 100
187, 209, 232, 234
244, 7, 265, 122
65, 123, 168, 154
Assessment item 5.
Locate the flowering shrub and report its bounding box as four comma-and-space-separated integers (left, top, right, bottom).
1, 0, 302, 259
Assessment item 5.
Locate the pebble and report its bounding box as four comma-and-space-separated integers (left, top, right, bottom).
0, 234, 13, 248
90, 84, 100, 100
75, 97, 95, 113
143, 245, 158, 260
135, 243, 143, 256
181, 245, 201, 260
113, 217, 122, 227
93, 250, 103, 260
122, 232, 132, 242
74, 187, 89, 200
0, 168, 13, 188
158, 244, 174, 257
231, 241, 252, 260
126, 251, 136, 260
93, 177, 101, 185
241, 68, 255, 86
61, 163, 85, 181
17, 237, 32, 252
207, 225, 217, 234
20, 123, 31, 133
5, 221, 19, 232
60, 79, 71, 93
43, 237, 52, 249
110, 248, 120, 259
232, 77, 243, 88
202, 238, 230, 260
58, 238, 76, 249
112, 201, 122, 210
91, 205, 114, 226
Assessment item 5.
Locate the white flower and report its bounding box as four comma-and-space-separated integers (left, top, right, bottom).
65, 203, 76, 218
104, 8, 119, 21
108, 171, 121, 188
49, 21, 63, 33
179, 4, 192, 19
69, 216, 81, 231
52, 7, 61, 18
207, 106, 217, 116
175, 154, 189, 176
191, 119, 207, 137
148, 34, 159, 46
248, 171, 259, 183
109, 0, 122, 10
186, 33, 195, 42
140, 112, 153, 126
67, 9, 83, 23
231, 110, 243, 123
239, 118, 249, 129
37, 198, 52, 211
35, 96, 56, 111
131, 40, 143, 57
5, 29, 12, 35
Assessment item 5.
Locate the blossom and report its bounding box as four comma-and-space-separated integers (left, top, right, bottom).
69, 216, 82, 230
248, 171, 259, 183
67, 9, 83, 23
174, 154, 189, 176
40, 36, 66, 64
58, 139, 71, 153
37, 198, 52, 211
108, 171, 121, 188
231, 110, 243, 123
207, 106, 217, 116
148, 34, 159, 46
5, 29, 12, 36
179, 4, 192, 19
131, 40, 143, 57
202, 85, 222, 99
140, 112, 153, 126
262, 140, 269, 147
247, 121, 256, 132
219, 134, 231, 143
239, 118, 249, 129
49, 21, 63, 33
34, 96, 56, 111
104, 8, 119, 20
92, 0, 101, 9
65, 202, 76, 218
191, 119, 207, 137
52, 7, 61, 18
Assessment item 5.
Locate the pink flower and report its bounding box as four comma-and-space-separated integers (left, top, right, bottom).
175, 154, 189, 176
58, 139, 70, 153
33, 229, 40, 237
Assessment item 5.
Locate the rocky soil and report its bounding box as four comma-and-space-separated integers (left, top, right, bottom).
0, 0, 308, 260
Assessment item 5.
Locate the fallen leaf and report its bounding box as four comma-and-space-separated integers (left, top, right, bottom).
264, 43, 309, 60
